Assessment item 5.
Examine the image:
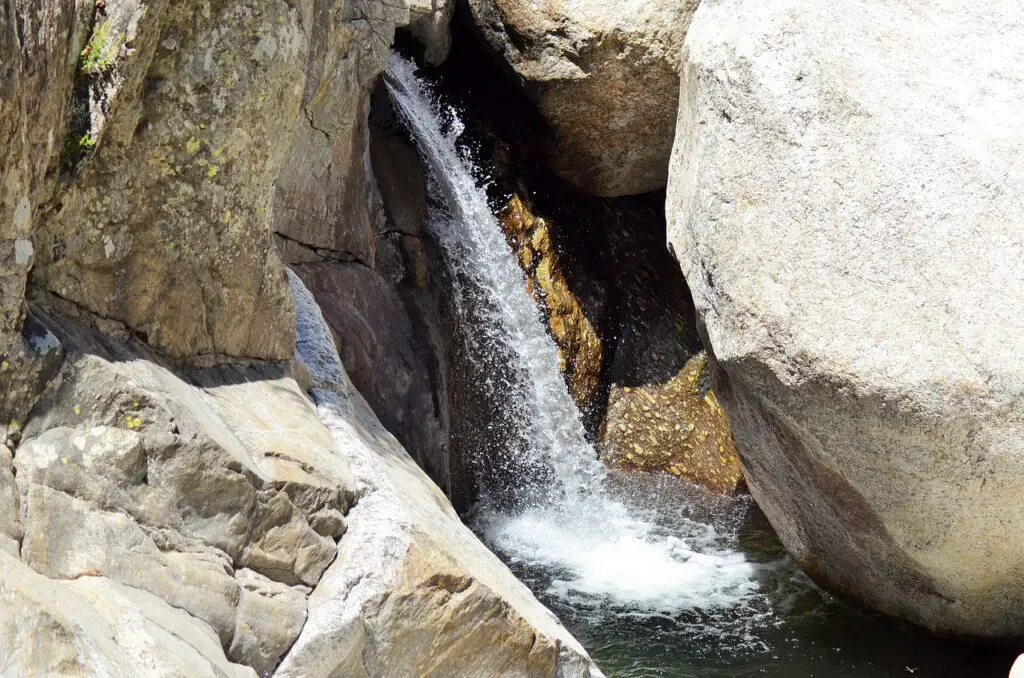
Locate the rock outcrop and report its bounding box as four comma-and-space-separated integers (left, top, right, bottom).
668, 0, 1024, 637
0, 1, 83, 424
32, 0, 306, 362
0, 551, 256, 677
271, 9, 454, 501
407, 0, 455, 65
0, 273, 601, 677
466, 0, 697, 196
16, 311, 352, 661
601, 352, 741, 492
499, 195, 604, 416
492, 182, 742, 492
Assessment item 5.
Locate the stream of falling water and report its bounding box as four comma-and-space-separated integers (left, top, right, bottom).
385, 48, 787, 629
382, 55, 1014, 677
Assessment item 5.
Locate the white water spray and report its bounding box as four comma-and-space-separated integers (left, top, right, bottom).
384, 55, 779, 617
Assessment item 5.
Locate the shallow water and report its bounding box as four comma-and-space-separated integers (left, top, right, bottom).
384, 55, 1017, 678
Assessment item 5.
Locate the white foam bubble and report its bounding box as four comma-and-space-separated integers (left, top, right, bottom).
477, 490, 766, 613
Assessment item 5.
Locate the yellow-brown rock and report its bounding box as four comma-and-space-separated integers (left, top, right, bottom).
498, 195, 603, 414
598, 352, 743, 493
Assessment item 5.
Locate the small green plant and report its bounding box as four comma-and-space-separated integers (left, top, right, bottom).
60, 132, 97, 169
80, 19, 122, 74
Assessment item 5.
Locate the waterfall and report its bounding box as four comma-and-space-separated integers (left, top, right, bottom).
383, 55, 781, 618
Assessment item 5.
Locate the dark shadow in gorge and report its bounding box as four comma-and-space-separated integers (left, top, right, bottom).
402, 8, 706, 443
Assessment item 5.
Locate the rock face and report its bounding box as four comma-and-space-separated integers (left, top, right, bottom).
466, 0, 697, 196
32, 0, 307, 362
0, 1, 82, 423
273, 0, 408, 268
499, 195, 603, 416
0, 551, 256, 677
601, 353, 741, 492
407, 0, 455, 65
0, 276, 601, 676
16, 311, 352, 664
668, 0, 1024, 636
273, 16, 454, 501
291, 261, 449, 491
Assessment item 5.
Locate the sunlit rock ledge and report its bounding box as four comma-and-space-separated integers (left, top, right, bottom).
0, 273, 600, 677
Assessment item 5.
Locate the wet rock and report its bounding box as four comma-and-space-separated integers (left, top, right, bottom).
291, 262, 449, 495
499, 195, 603, 415
466, 0, 697, 196
279, 272, 603, 678
668, 0, 1024, 636
599, 353, 742, 492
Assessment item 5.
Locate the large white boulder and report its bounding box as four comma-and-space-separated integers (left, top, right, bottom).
667, 0, 1024, 637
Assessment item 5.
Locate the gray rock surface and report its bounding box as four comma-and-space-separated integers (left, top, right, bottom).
0, 1, 81, 423
407, 0, 454, 65
467, 0, 697, 196
292, 262, 449, 491
667, 0, 1024, 637
272, 0, 408, 266
12, 311, 353, 663
0, 550, 256, 677
229, 568, 308, 677
0, 444, 19, 555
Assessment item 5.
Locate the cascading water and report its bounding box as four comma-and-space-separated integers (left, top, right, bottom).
384, 52, 773, 615
382, 55, 1013, 677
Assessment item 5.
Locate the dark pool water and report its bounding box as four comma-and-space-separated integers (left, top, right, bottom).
478, 473, 1018, 678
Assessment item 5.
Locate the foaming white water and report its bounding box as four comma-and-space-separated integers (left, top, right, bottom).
384, 55, 769, 615
479, 504, 761, 610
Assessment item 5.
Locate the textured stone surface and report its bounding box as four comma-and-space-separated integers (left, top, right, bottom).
668, 0, 1024, 636
467, 0, 696, 196
499, 195, 603, 415
600, 353, 742, 492
0, 551, 256, 677
229, 569, 307, 677
272, 0, 408, 265
13, 312, 352, 660
407, 0, 454, 65
0, 1, 81, 423
0, 0, 83, 338
292, 261, 449, 494
33, 0, 302, 362
0, 444, 19, 555
19, 483, 243, 645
